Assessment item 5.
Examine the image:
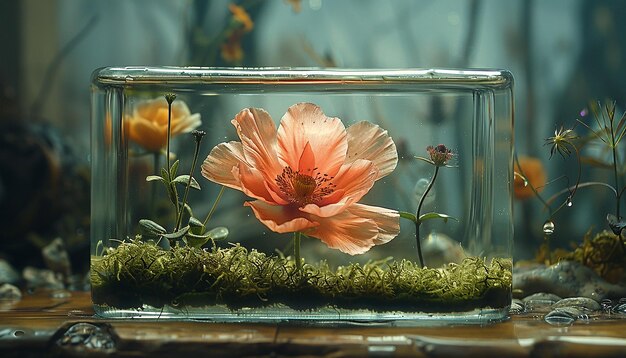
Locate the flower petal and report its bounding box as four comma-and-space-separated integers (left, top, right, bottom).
232, 108, 282, 178
318, 159, 377, 207
128, 117, 166, 152
305, 210, 379, 255
277, 103, 347, 177
238, 162, 288, 204
201, 141, 245, 190
245, 200, 318, 233
345, 203, 400, 245
346, 121, 398, 180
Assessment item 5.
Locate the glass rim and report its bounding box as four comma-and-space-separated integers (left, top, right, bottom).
92, 66, 513, 87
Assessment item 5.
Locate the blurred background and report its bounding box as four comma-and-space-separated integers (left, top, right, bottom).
1, 0, 625, 273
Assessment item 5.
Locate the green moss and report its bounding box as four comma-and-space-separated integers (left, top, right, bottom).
564, 230, 626, 283
91, 240, 512, 313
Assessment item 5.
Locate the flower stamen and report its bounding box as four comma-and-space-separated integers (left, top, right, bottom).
276, 167, 335, 206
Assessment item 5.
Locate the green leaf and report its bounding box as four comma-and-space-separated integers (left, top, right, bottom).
139, 219, 166, 235
167, 183, 178, 206
182, 203, 194, 218
207, 226, 229, 241
399, 211, 417, 223
170, 160, 180, 178
146, 175, 165, 183
418, 212, 459, 224
184, 232, 211, 248
160, 167, 170, 182
188, 217, 204, 235
173, 175, 201, 190
162, 226, 190, 240
189, 217, 204, 228
414, 156, 435, 165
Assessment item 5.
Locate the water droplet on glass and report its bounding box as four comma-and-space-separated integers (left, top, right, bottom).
543, 220, 555, 236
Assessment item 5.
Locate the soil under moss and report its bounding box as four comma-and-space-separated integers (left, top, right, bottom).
91, 240, 512, 313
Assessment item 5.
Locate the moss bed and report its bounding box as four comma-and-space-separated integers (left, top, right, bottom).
91, 240, 512, 313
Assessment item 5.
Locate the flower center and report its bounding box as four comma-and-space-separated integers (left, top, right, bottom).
276, 166, 335, 206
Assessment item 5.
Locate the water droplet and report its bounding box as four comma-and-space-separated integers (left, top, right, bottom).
543, 220, 555, 236
566, 198, 573, 207
545, 307, 580, 326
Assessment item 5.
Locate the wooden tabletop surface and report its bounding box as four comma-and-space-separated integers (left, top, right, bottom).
1, 290, 626, 357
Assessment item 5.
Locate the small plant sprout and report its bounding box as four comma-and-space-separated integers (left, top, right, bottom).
400, 144, 458, 268
141, 94, 228, 249
521, 100, 626, 263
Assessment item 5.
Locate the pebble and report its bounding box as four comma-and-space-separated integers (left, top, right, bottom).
509, 299, 525, 315
42, 238, 72, 277
0, 260, 20, 285
421, 232, 466, 268
553, 297, 601, 312
522, 292, 561, 312
23, 267, 64, 290
513, 261, 626, 301
0, 283, 22, 300
544, 306, 584, 326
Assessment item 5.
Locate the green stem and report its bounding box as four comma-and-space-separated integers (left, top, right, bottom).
612, 140, 620, 218
176, 139, 202, 231
202, 186, 225, 227
151, 152, 159, 217
415, 166, 439, 268
165, 94, 180, 223
294, 231, 302, 272
550, 146, 582, 219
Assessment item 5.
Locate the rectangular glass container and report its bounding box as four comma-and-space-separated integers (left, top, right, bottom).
90, 67, 514, 325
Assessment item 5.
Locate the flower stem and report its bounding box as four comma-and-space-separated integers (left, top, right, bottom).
175, 136, 202, 231
612, 137, 621, 218
294, 231, 302, 272
202, 186, 225, 227
415, 166, 439, 268
151, 152, 159, 217
164, 94, 180, 224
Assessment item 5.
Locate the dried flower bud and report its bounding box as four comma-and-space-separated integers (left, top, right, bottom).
426, 144, 453, 167
192, 130, 206, 143
165, 93, 177, 104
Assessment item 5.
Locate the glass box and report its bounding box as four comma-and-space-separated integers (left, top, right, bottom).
90, 67, 514, 325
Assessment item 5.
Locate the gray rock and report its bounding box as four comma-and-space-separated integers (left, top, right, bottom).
514, 260, 626, 301
42, 238, 72, 277
522, 292, 562, 312
0, 260, 20, 285
421, 232, 466, 268
545, 306, 585, 326
509, 300, 525, 315
23, 267, 64, 290
0, 283, 21, 299
553, 297, 601, 311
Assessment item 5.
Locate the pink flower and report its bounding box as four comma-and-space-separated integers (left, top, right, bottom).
201, 103, 400, 255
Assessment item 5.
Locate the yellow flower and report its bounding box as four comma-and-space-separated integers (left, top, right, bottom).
229, 4, 253, 32
514, 156, 546, 200
125, 98, 201, 152
221, 33, 244, 63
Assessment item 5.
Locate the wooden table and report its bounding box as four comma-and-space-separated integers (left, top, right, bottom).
1, 290, 626, 357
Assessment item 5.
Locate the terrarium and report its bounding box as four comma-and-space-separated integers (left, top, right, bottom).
90, 67, 514, 324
